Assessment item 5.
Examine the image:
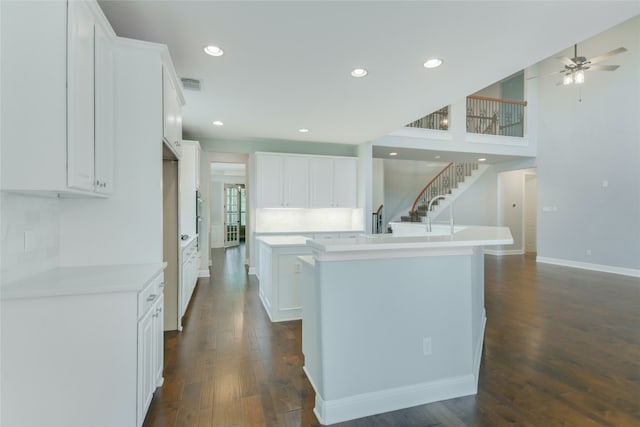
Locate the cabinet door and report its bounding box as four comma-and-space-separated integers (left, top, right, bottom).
309, 157, 333, 208
162, 68, 182, 154
284, 156, 309, 208
256, 155, 284, 207
162, 68, 175, 146
332, 158, 357, 207
153, 295, 164, 388
94, 21, 114, 194
137, 308, 154, 427
67, 0, 95, 191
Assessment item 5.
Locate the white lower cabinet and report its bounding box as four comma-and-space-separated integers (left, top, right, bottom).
257, 237, 312, 322
0, 265, 165, 427
179, 238, 200, 326
137, 279, 165, 427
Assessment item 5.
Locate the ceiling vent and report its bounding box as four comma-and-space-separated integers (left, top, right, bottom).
180, 78, 202, 91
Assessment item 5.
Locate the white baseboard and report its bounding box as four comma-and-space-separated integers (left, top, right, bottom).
313, 374, 477, 425
473, 311, 487, 386
248, 267, 256, 275
536, 256, 640, 278
198, 269, 210, 278
484, 248, 524, 256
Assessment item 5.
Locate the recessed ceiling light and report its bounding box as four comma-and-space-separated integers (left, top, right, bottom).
351, 68, 368, 78
298, 128, 310, 133
435, 155, 441, 159
423, 58, 443, 69
203, 45, 224, 57
389, 152, 398, 156
478, 158, 487, 162
212, 120, 224, 126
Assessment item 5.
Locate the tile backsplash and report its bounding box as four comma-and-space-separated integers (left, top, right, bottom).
255, 208, 364, 233
1, 192, 60, 284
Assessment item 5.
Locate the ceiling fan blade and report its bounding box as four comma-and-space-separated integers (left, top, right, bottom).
527, 69, 564, 80
588, 47, 627, 65
557, 56, 577, 67
587, 64, 620, 71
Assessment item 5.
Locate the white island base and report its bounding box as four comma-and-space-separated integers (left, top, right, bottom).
300, 227, 512, 425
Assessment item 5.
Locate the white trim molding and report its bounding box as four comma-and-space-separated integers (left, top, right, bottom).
198, 269, 210, 278
312, 374, 478, 425
484, 249, 525, 256
537, 256, 640, 278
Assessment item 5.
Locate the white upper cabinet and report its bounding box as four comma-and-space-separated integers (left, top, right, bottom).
256, 154, 309, 208
163, 67, 183, 157
332, 157, 358, 208
256, 153, 356, 209
283, 156, 310, 208
67, 0, 96, 191
94, 17, 115, 194
310, 157, 358, 208
309, 158, 334, 207
0, 0, 115, 196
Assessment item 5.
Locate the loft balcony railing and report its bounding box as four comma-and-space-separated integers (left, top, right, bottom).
406, 106, 449, 131
466, 95, 527, 137
405, 96, 527, 138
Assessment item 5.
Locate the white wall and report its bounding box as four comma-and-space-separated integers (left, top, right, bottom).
0, 193, 61, 283
536, 16, 640, 273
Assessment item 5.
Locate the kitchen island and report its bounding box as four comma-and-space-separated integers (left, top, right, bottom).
300, 226, 512, 425
256, 235, 313, 321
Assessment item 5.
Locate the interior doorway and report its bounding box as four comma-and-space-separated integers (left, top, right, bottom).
209, 160, 247, 250
224, 184, 245, 247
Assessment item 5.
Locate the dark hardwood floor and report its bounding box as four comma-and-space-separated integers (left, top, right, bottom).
144, 246, 640, 427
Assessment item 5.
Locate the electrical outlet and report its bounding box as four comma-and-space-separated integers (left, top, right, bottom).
294, 263, 301, 274
422, 337, 432, 356
586, 249, 592, 256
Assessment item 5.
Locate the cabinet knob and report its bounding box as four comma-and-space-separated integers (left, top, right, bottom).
147, 294, 157, 302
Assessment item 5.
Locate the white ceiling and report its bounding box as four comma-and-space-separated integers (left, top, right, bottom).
98, 1, 639, 145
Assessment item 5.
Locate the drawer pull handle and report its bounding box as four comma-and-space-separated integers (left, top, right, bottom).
147, 294, 157, 302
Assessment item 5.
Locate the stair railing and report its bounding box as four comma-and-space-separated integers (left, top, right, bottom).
409, 162, 478, 221
372, 204, 384, 234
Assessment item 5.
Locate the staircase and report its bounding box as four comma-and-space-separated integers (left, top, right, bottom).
401, 162, 485, 222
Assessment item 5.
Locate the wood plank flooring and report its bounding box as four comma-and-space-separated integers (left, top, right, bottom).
144, 246, 640, 426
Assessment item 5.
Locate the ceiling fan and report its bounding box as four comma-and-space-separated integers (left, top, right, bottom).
530, 44, 627, 85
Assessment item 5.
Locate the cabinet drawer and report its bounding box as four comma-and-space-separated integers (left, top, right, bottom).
138, 273, 164, 319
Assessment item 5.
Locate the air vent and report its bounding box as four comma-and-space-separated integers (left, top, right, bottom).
180, 78, 202, 91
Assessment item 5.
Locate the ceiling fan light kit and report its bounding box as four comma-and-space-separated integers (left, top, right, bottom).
530, 43, 627, 86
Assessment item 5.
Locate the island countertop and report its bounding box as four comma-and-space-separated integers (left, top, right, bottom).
307, 225, 513, 258
256, 235, 311, 247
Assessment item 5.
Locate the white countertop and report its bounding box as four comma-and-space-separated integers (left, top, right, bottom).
0, 263, 167, 300
307, 226, 513, 254
257, 235, 311, 247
